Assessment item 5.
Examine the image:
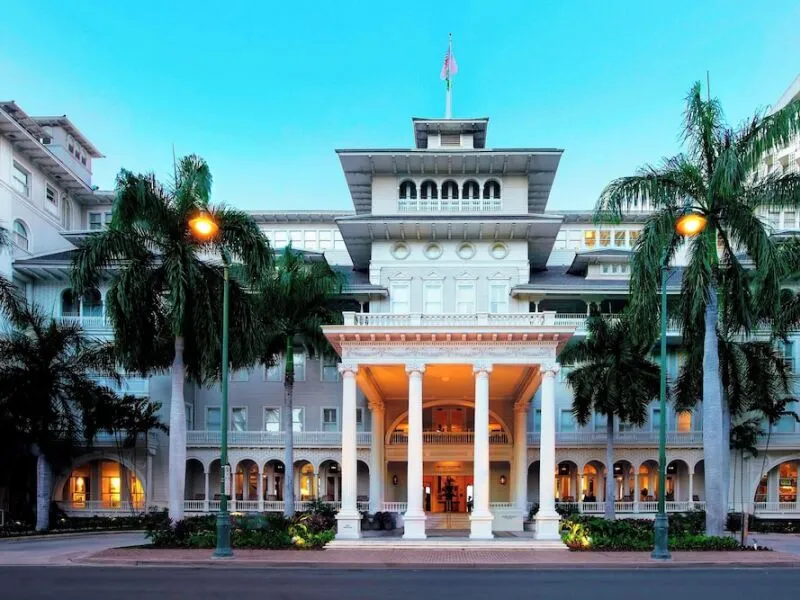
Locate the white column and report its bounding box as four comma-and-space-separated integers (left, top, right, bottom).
471, 363, 494, 539
257, 466, 264, 511
146, 453, 153, 510
336, 363, 361, 539
204, 471, 210, 512
689, 471, 694, 509
229, 467, 236, 512
404, 363, 427, 539
369, 401, 385, 512
536, 363, 561, 540
513, 402, 529, 513
267, 465, 275, 498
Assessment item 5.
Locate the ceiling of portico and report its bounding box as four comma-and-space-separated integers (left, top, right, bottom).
363, 363, 537, 402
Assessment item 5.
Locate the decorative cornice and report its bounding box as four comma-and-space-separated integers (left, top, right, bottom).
338, 363, 359, 376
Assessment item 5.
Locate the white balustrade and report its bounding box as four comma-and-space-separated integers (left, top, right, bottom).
57, 500, 143, 513
527, 430, 703, 446
56, 315, 111, 331
184, 500, 206, 512
186, 430, 372, 448
208, 500, 221, 511
383, 502, 407, 513
397, 199, 502, 214
638, 501, 658, 513
235, 501, 260, 512
488, 502, 515, 510
389, 431, 509, 445
753, 501, 800, 514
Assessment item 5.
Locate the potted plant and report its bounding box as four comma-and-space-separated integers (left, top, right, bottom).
379, 511, 395, 530
524, 503, 539, 532
441, 477, 456, 513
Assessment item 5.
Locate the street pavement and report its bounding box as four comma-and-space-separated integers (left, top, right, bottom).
3, 566, 800, 599
0, 531, 146, 565
749, 533, 800, 555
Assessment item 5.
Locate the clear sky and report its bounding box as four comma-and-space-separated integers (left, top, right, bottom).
2, 0, 799, 212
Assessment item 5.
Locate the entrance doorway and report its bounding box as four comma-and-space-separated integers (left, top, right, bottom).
424, 474, 474, 513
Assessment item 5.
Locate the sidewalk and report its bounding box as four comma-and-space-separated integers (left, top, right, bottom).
80, 547, 800, 569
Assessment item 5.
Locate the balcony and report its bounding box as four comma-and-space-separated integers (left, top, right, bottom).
550, 500, 707, 514
397, 198, 501, 214
342, 311, 563, 328
388, 431, 510, 445
184, 499, 371, 514
527, 430, 703, 447
186, 430, 372, 448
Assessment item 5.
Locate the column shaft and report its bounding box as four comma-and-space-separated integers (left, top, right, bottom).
404, 364, 427, 539
470, 365, 494, 539
514, 407, 528, 512
369, 404, 385, 512
336, 364, 361, 539
536, 364, 561, 540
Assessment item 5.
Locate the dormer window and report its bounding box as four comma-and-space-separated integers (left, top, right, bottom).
441, 180, 459, 199
483, 180, 500, 200
420, 180, 438, 200
399, 180, 417, 200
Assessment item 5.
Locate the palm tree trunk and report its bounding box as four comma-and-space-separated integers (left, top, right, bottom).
605, 414, 615, 520
702, 283, 725, 535
755, 425, 773, 518
722, 398, 731, 519
283, 340, 295, 517
168, 336, 187, 523
35, 453, 51, 531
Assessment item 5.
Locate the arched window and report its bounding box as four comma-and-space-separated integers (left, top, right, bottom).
61, 289, 79, 316
420, 180, 438, 200
399, 180, 417, 200
483, 180, 501, 200
12, 220, 29, 251
441, 180, 459, 200
462, 180, 480, 199
81, 288, 103, 317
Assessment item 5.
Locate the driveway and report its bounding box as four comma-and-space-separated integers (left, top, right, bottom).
750, 533, 800, 555
0, 532, 146, 565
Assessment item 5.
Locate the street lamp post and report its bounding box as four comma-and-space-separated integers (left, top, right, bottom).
189, 210, 233, 558
652, 212, 707, 561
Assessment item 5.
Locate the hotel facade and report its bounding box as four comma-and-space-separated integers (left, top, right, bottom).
2, 75, 800, 539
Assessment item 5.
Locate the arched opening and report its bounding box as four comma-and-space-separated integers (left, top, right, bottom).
386, 461, 408, 504
388, 403, 510, 442
59, 458, 144, 511
667, 459, 691, 502
357, 460, 370, 506
441, 180, 459, 200
235, 459, 259, 503
263, 459, 285, 502
462, 180, 480, 199
399, 180, 417, 200
482, 180, 501, 200
754, 460, 798, 505
527, 461, 540, 508
556, 460, 579, 502
208, 459, 223, 503
693, 460, 705, 502
61, 289, 79, 316
81, 288, 103, 317
295, 460, 316, 500
613, 460, 635, 502
638, 460, 659, 502
12, 219, 29, 251
581, 461, 604, 503
420, 180, 438, 200
319, 459, 341, 501
184, 458, 205, 501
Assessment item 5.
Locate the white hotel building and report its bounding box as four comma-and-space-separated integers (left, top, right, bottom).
2, 75, 799, 539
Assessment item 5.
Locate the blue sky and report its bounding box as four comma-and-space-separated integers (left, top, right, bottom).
2, 1, 799, 212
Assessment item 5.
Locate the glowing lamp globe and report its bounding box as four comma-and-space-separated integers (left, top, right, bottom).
675, 213, 707, 237
189, 210, 219, 239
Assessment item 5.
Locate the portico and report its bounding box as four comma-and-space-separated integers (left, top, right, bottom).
323, 312, 574, 541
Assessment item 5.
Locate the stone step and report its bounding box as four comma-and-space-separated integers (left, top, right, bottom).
328, 538, 567, 550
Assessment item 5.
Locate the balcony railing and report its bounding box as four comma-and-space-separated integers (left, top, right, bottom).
55, 315, 111, 331
397, 198, 502, 214
185, 499, 371, 513
550, 500, 707, 514
388, 431, 510, 445
186, 430, 372, 448
343, 311, 561, 328
527, 430, 703, 446
90, 376, 149, 397
57, 500, 144, 513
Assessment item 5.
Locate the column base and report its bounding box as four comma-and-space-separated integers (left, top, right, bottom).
402, 511, 427, 539
469, 510, 495, 539
335, 510, 362, 540
534, 512, 561, 541
491, 508, 524, 532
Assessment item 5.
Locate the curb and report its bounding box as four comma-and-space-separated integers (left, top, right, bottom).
74, 557, 800, 570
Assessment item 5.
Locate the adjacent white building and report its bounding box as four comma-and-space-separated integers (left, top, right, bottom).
3, 75, 800, 539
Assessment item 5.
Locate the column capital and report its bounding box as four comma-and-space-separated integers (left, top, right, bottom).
513, 398, 531, 413
541, 362, 560, 377
405, 362, 426, 375
338, 362, 359, 376
368, 398, 385, 412
473, 362, 493, 375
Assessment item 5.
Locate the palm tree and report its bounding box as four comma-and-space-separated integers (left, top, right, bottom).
559, 312, 660, 519
595, 82, 800, 534
254, 247, 343, 516
0, 303, 120, 530
0, 226, 24, 320
71, 155, 272, 522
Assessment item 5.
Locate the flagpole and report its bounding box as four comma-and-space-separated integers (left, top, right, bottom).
445, 33, 453, 119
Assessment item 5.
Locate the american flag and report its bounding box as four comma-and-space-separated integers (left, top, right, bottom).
440, 43, 458, 87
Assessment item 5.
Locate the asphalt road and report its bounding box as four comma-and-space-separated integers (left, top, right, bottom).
3, 567, 800, 600
0, 532, 146, 565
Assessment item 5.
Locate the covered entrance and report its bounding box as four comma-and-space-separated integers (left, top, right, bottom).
323, 311, 576, 542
